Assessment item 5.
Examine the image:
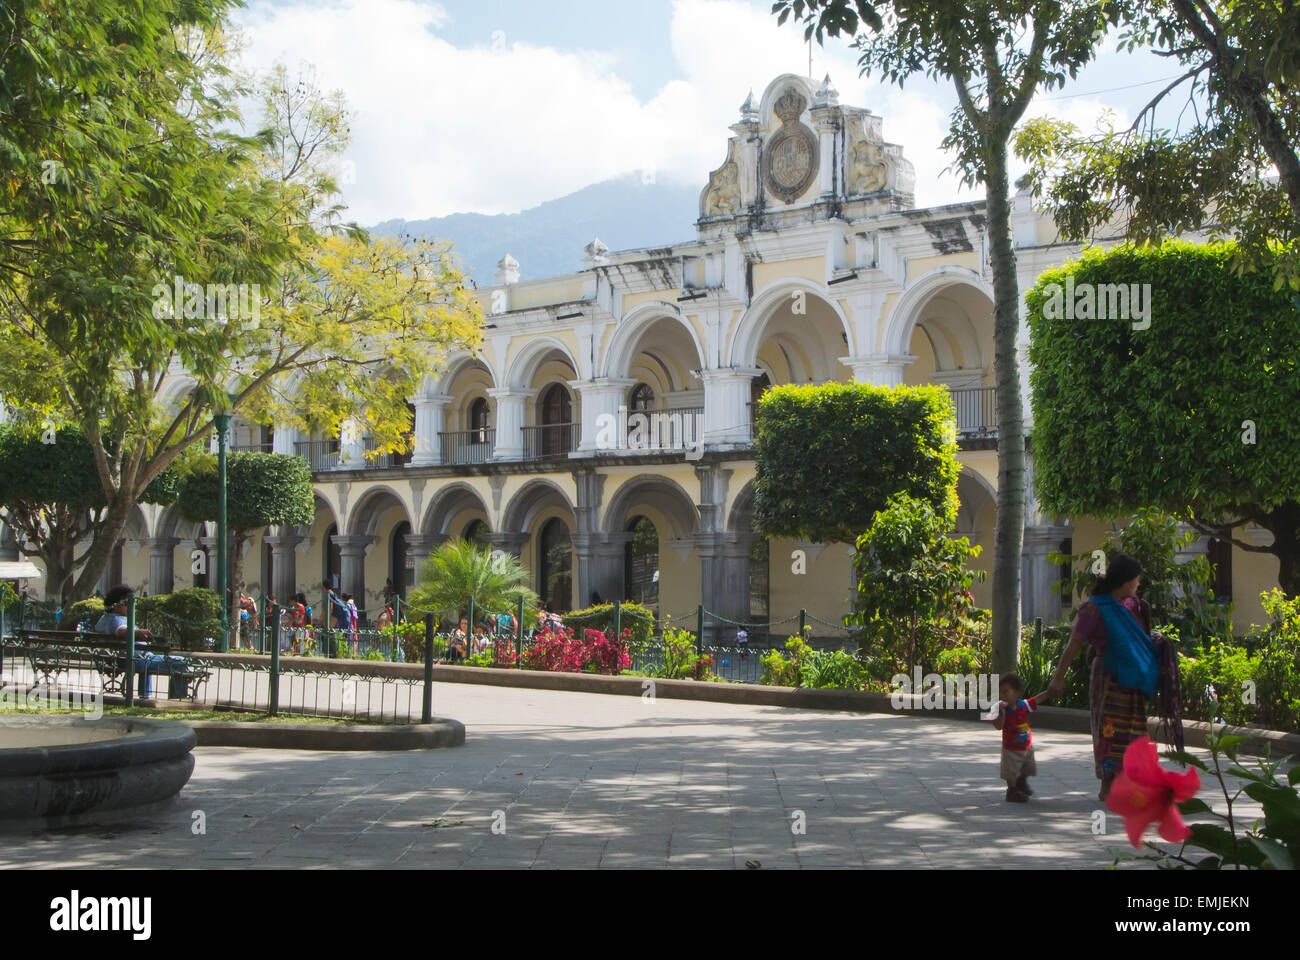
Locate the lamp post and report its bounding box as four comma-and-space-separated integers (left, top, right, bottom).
214, 411, 231, 653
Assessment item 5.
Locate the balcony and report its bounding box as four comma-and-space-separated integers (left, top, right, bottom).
230, 441, 274, 454
294, 440, 341, 471
440, 428, 495, 465
951, 386, 997, 437
522, 422, 578, 461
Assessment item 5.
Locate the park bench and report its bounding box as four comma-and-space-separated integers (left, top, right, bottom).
14, 629, 211, 701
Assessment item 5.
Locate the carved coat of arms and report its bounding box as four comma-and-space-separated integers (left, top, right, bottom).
763, 89, 818, 203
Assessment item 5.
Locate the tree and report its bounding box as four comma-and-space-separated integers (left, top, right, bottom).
1026, 241, 1300, 596
177, 453, 315, 632
753, 382, 960, 544
1016, 1, 1300, 285
0, 5, 483, 599
847, 493, 985, 671
0, 423, 178, 603
773, 0, 1122, 671
407, 540, 539, 626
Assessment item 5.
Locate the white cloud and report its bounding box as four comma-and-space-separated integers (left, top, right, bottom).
234, 0, 1087, 224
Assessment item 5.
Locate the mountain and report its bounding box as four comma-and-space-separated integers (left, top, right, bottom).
370, 175, 703, 285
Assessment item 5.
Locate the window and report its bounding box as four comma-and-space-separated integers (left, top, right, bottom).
539, 383, 573, 457
390, 521, 411, 599
470, 397, 491, 443
630, 383, 654, 413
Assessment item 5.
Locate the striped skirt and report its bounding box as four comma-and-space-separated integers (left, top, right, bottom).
1090, 655, 1149, 781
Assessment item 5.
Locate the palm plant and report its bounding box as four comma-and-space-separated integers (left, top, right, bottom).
406, 539, 538, 626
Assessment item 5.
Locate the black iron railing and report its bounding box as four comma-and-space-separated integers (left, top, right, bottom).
522, 422, 578, 460
440, 428, 495, 464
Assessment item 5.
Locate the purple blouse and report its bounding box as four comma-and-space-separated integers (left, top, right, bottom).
1070, 595, 1152, 653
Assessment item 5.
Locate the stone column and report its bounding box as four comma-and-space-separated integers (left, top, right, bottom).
409, 394, 452, 467
264, 531, 303, 602
331, 534, 374, 609
573, 532, 631, 606
488, 388, 531, 461
841, 354, 915, 386
570, 378, 635, 455
142, 537, 180, 596
272, 425, 297, 456
697, 532, 758, 644
700, 368, 761, 448
485, 532, 530, 560
1021, 524, 1070, 624
403, 533, 447, 580
810, 88, 840, 199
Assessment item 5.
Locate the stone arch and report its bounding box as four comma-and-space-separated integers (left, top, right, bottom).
421, 482, 491, 538
727, 480, 757, 533
602, 475, 700, 540
728, 280, 854, 379
345, 484, 413, 538
501, 478, 576, 535
601, 302, 706, 382
505, 336, 580, 391
956, 467, 997, 535
881, 266, 995, 361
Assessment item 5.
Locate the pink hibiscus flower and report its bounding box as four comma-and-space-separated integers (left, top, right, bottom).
1106, 736, 1202, 848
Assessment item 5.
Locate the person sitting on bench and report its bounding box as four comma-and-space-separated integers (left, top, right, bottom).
94, 584, 187, 695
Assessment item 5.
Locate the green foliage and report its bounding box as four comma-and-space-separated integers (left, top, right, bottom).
1018, 623, 1088, 709
464, 653, 494, 668
1179, 639, 1261, 728
759, 635, 812, 688
137, 589, 223, 650
753, 382, 960, 544
758, 633, 868, 690
801, 649, 868, 691
650, 628, 710, 680
67, 597, 105, 626
407, 540, 539, 624
1115, 728, 1300, 870
848, 493, 986, 672
1016, 2, 1300, 287
1050, 508, 1230, 645
178, 453, 315, 531
562, 602, 654, 647
935, 645, 987, 676
379, 619, 427, 662
1027, 242, 1300, 595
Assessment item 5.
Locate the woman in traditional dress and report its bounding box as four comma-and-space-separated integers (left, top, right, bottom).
1041, 554, 1183, 801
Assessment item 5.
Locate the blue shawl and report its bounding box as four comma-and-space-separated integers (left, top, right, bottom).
1094, 594, 1159, 699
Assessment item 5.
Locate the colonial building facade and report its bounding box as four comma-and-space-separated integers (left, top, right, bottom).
11, 74, 1279, 632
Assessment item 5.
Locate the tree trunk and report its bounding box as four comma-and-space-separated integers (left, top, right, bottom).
70, 494, 133, 601
985, 141, 1027, 674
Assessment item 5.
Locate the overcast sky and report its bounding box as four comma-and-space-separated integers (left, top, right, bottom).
234, 0, 1186, 225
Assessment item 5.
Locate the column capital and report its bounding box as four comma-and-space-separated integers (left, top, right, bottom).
140, 536, 181, 551
1021, 524, 1071, 552
699, 366, 763, 384
840, 354, 916, 386
413, 393, 453, 407
487, 387, 535, 401
330, 534, 375, 557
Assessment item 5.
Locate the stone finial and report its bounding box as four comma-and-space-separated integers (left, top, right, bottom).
739, 89, 758, 122
583, 237, 610, 268
495, 253, 520, 285
815, 73, 839, 106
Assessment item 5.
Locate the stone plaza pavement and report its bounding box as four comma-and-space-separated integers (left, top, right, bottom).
2, 683, 1254, 870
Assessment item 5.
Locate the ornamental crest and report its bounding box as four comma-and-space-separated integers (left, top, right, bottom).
763, 89, 818, 203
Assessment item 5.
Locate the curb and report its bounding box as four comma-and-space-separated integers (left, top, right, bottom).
178, 653, 1300, 759
182, 718, 465, 750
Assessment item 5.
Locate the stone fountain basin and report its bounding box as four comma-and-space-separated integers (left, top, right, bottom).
0, 715, 196, 829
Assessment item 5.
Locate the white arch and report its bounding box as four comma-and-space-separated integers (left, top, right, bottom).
425, 351, 495, 398
728, 279, 854, 371
504, 335, 580, 391
601, 301, 706, 380
881, 265, 995, 359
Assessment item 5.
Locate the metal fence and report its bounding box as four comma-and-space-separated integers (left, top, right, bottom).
440, 428, 495, 464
